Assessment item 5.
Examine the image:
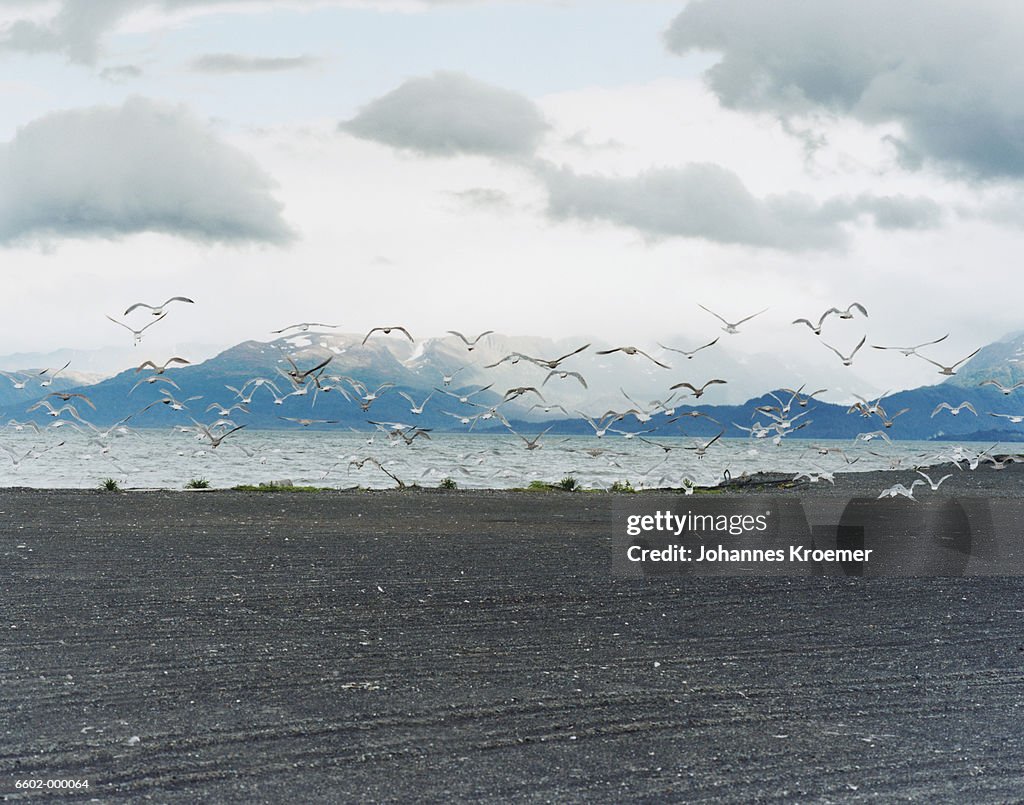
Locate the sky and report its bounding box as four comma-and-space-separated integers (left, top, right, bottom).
1, 0, 1023, 393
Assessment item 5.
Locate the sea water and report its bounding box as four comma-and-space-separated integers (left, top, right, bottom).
0, 429, 1006, 490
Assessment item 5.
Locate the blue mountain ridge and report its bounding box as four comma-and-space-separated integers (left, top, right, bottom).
3, 333, 1023, 442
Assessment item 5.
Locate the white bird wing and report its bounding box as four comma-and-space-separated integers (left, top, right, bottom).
819, 308, 841, 326
553, 343, 590, 363
106, 315, 134, 332
951, 347, 981, 369
914, 353, 947, 370
698, 304, 729, 325
139, 313, 168, 333
734, 307, 769, 326
636, 349, 671, 369
915, 333, 949, 349
704, 430, 724, 449
821, 340, 845, 360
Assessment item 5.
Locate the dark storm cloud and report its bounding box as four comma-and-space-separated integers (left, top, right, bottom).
0, 97, 292, 245
341, 72, 549, 158
665, 0, 1024, 178
538, 163, 941, 251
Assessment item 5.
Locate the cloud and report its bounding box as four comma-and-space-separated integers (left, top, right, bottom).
0, 1, 517, 64
0, 97, 292, 245
0, 0, 134, 63
448, 187, 513, 210
98, 63, 142, 82
190, 53, 319, 74
823, 194, 942, 232
538, 162, 941, 251
665, 0, 1024, 179
341, 71, 548, 158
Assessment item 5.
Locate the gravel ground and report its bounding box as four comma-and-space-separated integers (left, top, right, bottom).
2, 480, 1024, 802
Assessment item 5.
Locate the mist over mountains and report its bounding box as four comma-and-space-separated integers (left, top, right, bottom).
2, 330, 1023, 442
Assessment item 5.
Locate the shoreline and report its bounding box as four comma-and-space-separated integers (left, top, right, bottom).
2, 488, 1023, 800
3, 457, 1023, 497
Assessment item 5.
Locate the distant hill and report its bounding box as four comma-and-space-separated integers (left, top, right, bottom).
0, 343, 225, 378
3, 330, 1024, 442
944, 330, 1024, 389
0, 371, 103, 413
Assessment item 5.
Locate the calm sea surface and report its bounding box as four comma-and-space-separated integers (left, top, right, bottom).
0, 429, 1010, 491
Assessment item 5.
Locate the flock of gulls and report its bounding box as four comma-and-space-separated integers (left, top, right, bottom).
1, 297, 1022, 498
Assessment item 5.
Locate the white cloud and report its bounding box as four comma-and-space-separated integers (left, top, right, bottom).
538, 162, 941, 251
189, 53, 319, 73
98, 63, 142, 81
0, 0, 134, 63
0, 0, 542, 64
341, 71, 548, 158
0, 96, 292, 244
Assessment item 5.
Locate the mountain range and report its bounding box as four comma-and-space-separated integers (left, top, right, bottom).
2, 330, 1023, 442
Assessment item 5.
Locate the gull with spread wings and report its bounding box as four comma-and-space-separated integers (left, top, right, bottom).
124, 297, 194, 317
932, 401, 977, 417
670, 379, 728, 399
822, 335, 866, 366
833, 302, 868, 320
136, 357, 190, 374
271, 322, 338, 334
658, 337, 719, 359
447, 330, 494, 350
872, 334, 948, 356
363, 326, 414, 345
980, 379, 1024, 395
192, 421, 246, 449
282, 354, 333, 383
487, 343, 590, 370
685, 430, 724, 459
792, 309, 835, 335
542, 369, 588, 388
915, 347, 981, 376
106, 313, 167, 345
698, 304, 768, 334
596, 346, 670, 369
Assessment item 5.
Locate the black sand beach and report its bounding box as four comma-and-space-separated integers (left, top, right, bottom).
3, 468, 1024, 801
